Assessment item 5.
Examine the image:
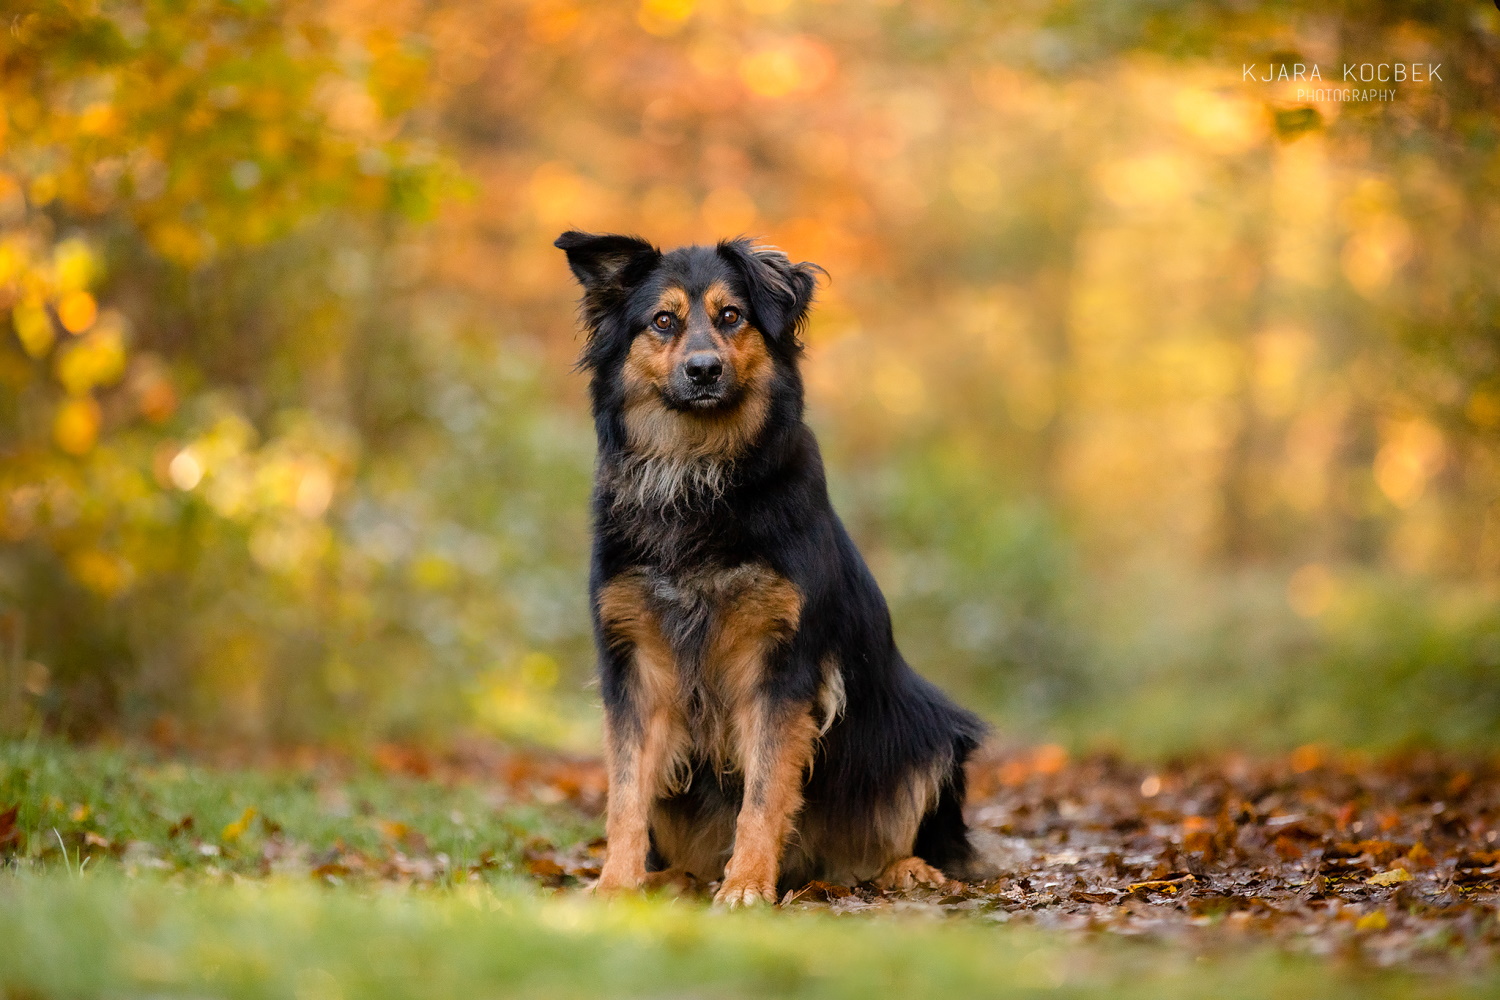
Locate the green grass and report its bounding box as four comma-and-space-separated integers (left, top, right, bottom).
0, 738, 596, 882
2, 739, 1498, 1000
6, 873, 1498, 1000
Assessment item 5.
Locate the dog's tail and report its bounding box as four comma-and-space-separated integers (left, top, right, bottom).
912, 719, 994, 882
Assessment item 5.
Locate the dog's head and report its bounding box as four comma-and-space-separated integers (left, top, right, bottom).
556, 232, 822, 461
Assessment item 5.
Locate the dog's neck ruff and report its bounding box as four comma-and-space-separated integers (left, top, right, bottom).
604, 451, 733, 515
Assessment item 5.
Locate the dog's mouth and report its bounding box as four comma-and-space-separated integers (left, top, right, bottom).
665, 385, 739, 413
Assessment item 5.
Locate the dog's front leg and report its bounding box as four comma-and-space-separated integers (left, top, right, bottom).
715, 699, 819, 907
594, 571, 685, 894
597, 702, 682, 892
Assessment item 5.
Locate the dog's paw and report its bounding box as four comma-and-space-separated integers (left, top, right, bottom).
873, 856, 948, 892
714, 874, 778, 908
593, 862, 646, 895
641, 868, 701, 895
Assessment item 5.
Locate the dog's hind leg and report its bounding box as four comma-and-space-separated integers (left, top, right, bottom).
649, 775, 737, 883
873, 856, 949, 891
911, 742, 992, 882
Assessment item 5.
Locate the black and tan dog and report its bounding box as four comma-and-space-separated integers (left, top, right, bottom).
556, 231, 986, 906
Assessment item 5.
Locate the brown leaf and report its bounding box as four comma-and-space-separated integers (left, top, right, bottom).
1396, 842, 1434, 869
526, 856, 565, 877
0, 804, 21, 853
1455, 850, 1500, 869
786, 880, 854, 904
1187, 894, 1251, 916
376, 819, 427, 853
1273, 834, 1307, 860
310, 861, 350, 879
1337, 839, 1402, 864
1181, 815, 1215, 856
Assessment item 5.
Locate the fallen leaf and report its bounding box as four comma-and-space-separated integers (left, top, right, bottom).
1402, 842, 1433, 868
1367, 868, 1412, 887
786, 880, 854, 904
1356, 911, 1389, 932
1128, 874, 1197, 895
1456, 850, 1500, 869
1339, 839, 1401, 864
0, 804, 21, 853
374, 819, 428, 853
1273, 834, 1306, 860
1182, 815, 1214, 854
221, 807, 257, 842
526, 856, 565, 878
1290, 744, 1324, 773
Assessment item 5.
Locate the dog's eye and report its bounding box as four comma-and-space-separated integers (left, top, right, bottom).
652, 311, 674, 332
719, 307, 740, 326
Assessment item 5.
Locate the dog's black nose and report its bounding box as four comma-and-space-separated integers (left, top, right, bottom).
683, 353, 723, 386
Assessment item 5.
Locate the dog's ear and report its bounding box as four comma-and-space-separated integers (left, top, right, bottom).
554, 231, 660, 295
716, 239, 823, 348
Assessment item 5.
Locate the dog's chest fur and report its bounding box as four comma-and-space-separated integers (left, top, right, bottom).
644, 564, 792, 664
598, 455, 738, 570
600, 563, 799, 767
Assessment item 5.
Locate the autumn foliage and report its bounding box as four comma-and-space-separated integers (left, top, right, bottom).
3, 1, 1500, 751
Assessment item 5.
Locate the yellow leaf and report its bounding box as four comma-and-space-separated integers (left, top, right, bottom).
1367, 867, 1411, 886
57, 291, 97, 333
29, 174, 58, 206
637, 0, 694, 36
1403, 842, 1433, 867
55, 326, 126, 394
77, 102, 118, 136
1356, 911, 1389, 932
221, 807, 257, 842
52, 238, 96, 292
68, 549, 133, 596
54, 397, 101, 454
13, 302, 55, 358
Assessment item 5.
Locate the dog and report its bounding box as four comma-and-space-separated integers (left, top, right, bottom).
556, 231, 987, 906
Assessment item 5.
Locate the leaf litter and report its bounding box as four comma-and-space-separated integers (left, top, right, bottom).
536, 744, 1500, 973
6, 740, 1499, 972
760, 744, 1500, 972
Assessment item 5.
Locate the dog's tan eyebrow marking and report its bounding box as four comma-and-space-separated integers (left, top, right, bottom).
650, 286, 690, 322
701, 280, 741, 317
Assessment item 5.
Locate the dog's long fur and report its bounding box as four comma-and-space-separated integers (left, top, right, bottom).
557, 231, 987, 904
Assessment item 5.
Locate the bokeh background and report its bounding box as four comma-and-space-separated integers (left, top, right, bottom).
4, 0, 1499, 755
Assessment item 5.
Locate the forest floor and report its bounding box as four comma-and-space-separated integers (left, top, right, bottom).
2, 738, 1498, 998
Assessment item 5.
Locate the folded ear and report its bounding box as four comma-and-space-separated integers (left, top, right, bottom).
716, 239, 823, 347
554, 231, 660, 293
